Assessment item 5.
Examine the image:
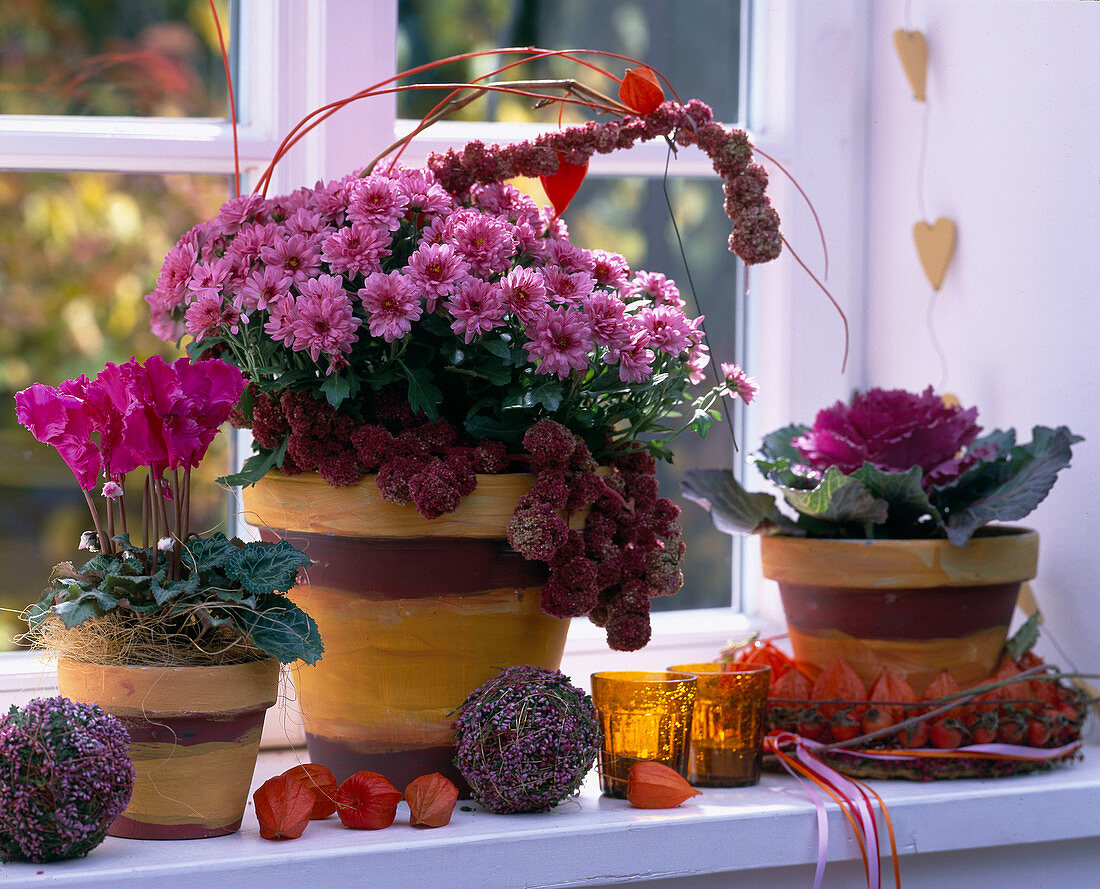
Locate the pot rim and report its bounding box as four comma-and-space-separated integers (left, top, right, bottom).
56, 657, 280, 717
759, 526, 1038, 588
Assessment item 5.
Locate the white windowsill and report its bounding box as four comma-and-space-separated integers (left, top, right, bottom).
2, 741, 1098, 889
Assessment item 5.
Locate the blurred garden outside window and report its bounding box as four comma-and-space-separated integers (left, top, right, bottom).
0, 0, 755, 664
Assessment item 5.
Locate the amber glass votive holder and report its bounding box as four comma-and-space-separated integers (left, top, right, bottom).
668, 663, 771, 787
590, 670, 696, 799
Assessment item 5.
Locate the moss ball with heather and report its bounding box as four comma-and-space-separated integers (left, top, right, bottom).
0, 697, 134, 863
453, 666, 601, 814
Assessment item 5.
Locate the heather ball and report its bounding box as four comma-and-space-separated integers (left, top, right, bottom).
0, 696, 134, 863
453, 665, 601, 814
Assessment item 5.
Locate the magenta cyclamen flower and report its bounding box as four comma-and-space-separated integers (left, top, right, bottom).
523, 307, 593, 379
792, 386, 982, 487
292, 274, 362, 366
358, 270, 422, 342
14, 383, 102, 490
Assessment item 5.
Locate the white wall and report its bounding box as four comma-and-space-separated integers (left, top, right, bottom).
859, 0, 1099, 671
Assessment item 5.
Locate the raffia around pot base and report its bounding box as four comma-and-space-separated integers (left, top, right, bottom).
28, 611, 267, 667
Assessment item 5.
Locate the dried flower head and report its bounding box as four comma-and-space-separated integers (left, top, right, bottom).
453, 665, 601, 814
0, 696, 134, 863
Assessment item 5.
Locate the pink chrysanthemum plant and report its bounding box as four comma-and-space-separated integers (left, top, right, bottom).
142, 50, 787, 650
683, 386, 1081, 546
14, 357, 321, 666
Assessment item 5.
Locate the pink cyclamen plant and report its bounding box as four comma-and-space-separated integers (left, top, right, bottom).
15, 356, 247, 558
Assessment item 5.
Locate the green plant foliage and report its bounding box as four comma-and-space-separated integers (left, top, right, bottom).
684, 424, 1082, 545
27, 533, 321, 665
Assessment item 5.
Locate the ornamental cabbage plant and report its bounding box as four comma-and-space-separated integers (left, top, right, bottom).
683, 386, 1081, 546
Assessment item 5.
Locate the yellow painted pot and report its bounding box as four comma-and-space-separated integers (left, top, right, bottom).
242, 472, 571, 792
760, 528, 1039, 695
57, 658, 279, 839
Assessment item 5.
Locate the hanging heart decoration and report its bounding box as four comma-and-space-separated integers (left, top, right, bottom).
913, 217, 956, 291
540, 154, 589, 217
893, 29, 928, 101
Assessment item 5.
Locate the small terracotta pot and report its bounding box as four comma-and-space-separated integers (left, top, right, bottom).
57, 658, 279, 839
761, 528, 1038, 695
243, 471, 571, 792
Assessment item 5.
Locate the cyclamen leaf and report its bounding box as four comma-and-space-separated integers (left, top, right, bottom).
233, 595, 323, 666
780, 466, 889, 526
1005, 612, 1041, 662
226, 540, 311, 597
180, 532, 241, 574
681, 469, 789, 535
54, 589, 117, 628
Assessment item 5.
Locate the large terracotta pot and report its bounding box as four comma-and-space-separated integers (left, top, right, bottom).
57, 658, 279, 839
242, 472, 572, 792
760, 528, 1038, 695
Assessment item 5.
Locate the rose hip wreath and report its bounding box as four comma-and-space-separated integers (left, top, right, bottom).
148, 60, 783, 650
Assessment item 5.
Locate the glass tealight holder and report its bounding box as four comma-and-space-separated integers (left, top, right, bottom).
590, 670, 696, 799
668, 662, 771, 787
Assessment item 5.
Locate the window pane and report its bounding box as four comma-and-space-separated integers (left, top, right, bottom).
398, 0, 739, 124
0, 0, 233, 117
0, 171, 232, 650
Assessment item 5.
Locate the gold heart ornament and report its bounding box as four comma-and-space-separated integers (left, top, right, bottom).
913, 218, 956, 291
893, 29, 928, 101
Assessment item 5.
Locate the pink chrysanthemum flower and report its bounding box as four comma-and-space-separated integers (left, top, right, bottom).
589, 249, 631, 289
615, 333, 656, 383
212, 193, 266, 237
321, 223, 392, 277
358, 270, 422, 342
450, 211, 517, 276
547, 239, 594, 273
473, 183, 541, 226
153, 239, 198, 306
447, 279, 506, 343
292, 274, 362, 367
511, 218, 549, 263
285, 207, 326, 238
263, 294, 299, 346
523, 307, 593, 379
719, 362, 758, 404
347, 176, 409, 231
403, 242, 469, 311
543, 265, 595, 305
224, 222, 279, 274
238, 265, 292, 313
394, 169, 452, 216
419, 215, 449, 247
260, 233, 322, 284
188, 257, 233, 300
686, 340, 711, 385
184, 291, 240, 340
622, 270, 683, 308
581, 292, 633, 358
637, 304, 696, 356
311, 177, 353, 222
500, 266, 548, 324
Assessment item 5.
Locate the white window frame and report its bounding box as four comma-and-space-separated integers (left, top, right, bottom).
1, 0, 869, 707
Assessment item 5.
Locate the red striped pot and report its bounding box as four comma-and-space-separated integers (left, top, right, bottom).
242, 471, 572, 792
761, 528, 1038, 695
57, 658, 279, 839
